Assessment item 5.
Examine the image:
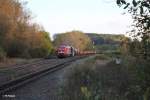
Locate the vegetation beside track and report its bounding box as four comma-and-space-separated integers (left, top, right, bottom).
61, 54, 150, 100
0, 58, 42, 69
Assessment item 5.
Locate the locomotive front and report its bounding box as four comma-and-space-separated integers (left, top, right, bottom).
56, 45, 76, 58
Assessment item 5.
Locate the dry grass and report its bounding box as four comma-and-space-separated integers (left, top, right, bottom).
61, 55, 138, 100
0, 58, 41, 69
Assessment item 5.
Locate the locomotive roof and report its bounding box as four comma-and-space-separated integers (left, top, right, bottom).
59, 45, 71, 48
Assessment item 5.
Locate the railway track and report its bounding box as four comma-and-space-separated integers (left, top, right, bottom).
0, 56, 87, 96
0, 58, 57, 70
0, 58, 73, 86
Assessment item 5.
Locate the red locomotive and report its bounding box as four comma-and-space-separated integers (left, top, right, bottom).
56, 45, 76, 58
56, 45, 96, 58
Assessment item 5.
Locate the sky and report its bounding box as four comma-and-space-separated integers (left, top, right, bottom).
25, 0, 132, 39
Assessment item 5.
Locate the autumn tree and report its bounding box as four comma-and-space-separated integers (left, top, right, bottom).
53, 31, 93, 51
29, 31, 53, 58
0, 0, 53, 58
120, 36, 131, 55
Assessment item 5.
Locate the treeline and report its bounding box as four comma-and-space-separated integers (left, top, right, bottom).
87, 33, 124, 45
86, 33, 124, 52
53, 31, 94, 51
121, 37, 150, 59
0, 0, 53, 60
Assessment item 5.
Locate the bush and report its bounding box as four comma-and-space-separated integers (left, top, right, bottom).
121, 55, 150, 100
30, 31, 53, 58
6, 40, 27, 57
61, 55, 144, 100
0, 47, 6, 61
62, 61, 98, 100
29, 47, 50, 58
5, 31, 53, 58
94, 54, 110, 60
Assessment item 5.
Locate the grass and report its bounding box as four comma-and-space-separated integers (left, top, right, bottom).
0, 58, 41, 69
120, 55, 150, 100
60, 54, 137, 100
94, 54, 111, 60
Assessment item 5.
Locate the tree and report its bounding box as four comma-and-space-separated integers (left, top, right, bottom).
53, 31, 93, 51
29, 31, 53, 58
117, 0, 150, 59
117, 1, 150, 99
120, 37, 131, 55
0, 0, 53, 58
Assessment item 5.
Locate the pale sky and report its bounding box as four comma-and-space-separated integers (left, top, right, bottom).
25, 0, 132, 38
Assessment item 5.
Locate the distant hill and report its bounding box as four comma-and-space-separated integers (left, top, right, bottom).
86, 33, 124, 45
86, 33, 125, 52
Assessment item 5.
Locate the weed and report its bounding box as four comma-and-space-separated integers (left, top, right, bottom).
61, 56, 135, 100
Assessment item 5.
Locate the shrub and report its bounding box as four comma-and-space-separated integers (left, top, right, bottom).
94, 54, 110, 60
29, 47, 50, 58
121, 55, 150, 100
0, 47, 6, 61
62, 56, 140, 100
6, 40, 27, 57
62, 61, 98, 100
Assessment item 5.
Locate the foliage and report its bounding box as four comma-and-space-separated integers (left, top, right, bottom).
29, 31, 53, 58
121, 55, 150, 100
29, 48, 47, 58
94, 54, 110, 60
87, 33, 124, 45
53, 30, 93, 51
6, 39, 28, 57
120, 38, 129, 55
62, 56, 137, 100
62, 60, 98, 100
96, 44, 119, 52
0, 0, 53, 58
87, 33, 124, 53
0, 46, 6, 61
117, 1, 150, 99
120, 37, 145, 57
117, 0, 150, 59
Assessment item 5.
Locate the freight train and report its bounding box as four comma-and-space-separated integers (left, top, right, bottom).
56, 45, 96, 58
56, 45, 77, 58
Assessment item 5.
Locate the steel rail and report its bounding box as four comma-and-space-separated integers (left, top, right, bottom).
0, 56, 86, 96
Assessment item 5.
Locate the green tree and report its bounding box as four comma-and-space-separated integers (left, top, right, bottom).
29, 31, 53, 58
116, 0, 150, 59
117, 1, 150, 100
